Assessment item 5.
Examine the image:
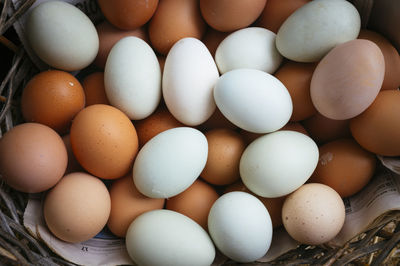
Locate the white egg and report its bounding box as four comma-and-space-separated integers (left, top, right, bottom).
276, 0, 360, 62
208, 191, 273, 263
105, 36, 161, 120
133, 127, 208, 198
215, 27, 282, 74
163, 38, 219, 126
26, 1, 99, 71
240, 130, 319, 197
213, 69, 292, 133
126, 210, 215, 266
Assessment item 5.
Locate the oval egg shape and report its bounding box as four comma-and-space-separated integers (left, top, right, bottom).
105, 36, 161, 120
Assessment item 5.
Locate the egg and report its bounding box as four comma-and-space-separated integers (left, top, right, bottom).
107, 175, 165, 237
276, 0, 360, 62
240, 130, 319, 198
62, 134, 83, 174
126, 210, 215, 266
215, 27, 283, 74
310, 39, 385, 120
21, 70, 85, 134
133, 127, 208, 198
202, 28, 230, 57
148, 0, 206, 55
163, 38, 219, 126
166, 180, 219, 230
43, 172, 111, 243
214, 68, 293, 133
208, 191, 273, 262
201, 128, 246, 185
26, 1, 98, 71
105, 36, 161, 120
0, 123, 67, 193
282, 183, 345, 245
82, 72, 110, 106
70, 104, 139, 179
197, 108, 238, 131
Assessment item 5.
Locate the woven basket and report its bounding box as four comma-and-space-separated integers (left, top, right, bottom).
1, 0, 400, 265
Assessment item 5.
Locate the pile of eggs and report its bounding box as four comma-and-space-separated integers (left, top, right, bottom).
0, 0, 400, 264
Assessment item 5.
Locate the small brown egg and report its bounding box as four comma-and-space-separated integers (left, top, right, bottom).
202, 28, 230, 57
350, 90, 400, 156
82, 72, 110, 106
197, 108, 238, 132
199, 0, 267, 32
21, 70, 85, 134
166, 180, 219, 230
44, 172, 111, 243
62, 134, 83, 174
97, 0, 158, 30
107, 175, 165, 237
70, 104, 139, 179
148, 0, 206, 55
274, 61, 317, 121
0, 123, 67, 193
201, 129, 246, 185
309, 138, 376, 198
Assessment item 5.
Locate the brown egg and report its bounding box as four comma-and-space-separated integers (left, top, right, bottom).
197, 108, 237, 132
157, 55, 166, 73
107, 175, 165, 237
148, 0, 206, 55
70, 104, 139, 179
256, 0, 310, 33
302, 112, 351, 145
44, 172, 111, 243
0, 123, 67, 193
21, 70, 85, 134
309, 138, 376, 198
166, 180, 219, 230
199, 0, 267, 32
358, 30, 400, 90
201, 129, 246, 185
62, 134, 83, 174
82, 72, 110, 106
94, 21, 148, 68
225, 181, 286, 228
274, 61, 317, 121
97, 0, 158, 30
202, 28, 230, 57
350, 90, 400, 156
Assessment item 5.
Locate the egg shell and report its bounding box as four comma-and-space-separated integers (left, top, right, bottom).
126, 209, 215, 266
282, 183, 345, 245
240, 130, 319, 198
26, 1, 99, 71
105, 36, 161, 120
202, 28, 230, 57
215, 27, 283, 74
208, 191, 273, 262
310, 39, 385, 120
62, 134, 83, 174
197, 108, 237, 131
133, 127, 208, 198
82, 72, 110, 106
214, 68, 293, 133
43, 172, 111, 243
276, 0, 360, 62
163, 38, 219, 126
0, 123, 67, 193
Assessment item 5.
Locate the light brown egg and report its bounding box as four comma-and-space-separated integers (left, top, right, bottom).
70, 104, 139, 179
21, 70, 85, 134
202, 28, 230, 57
148, 0, 206, 55
0, 123, 67, 193
44, 172, 111, 243
62, 134, 83, 174
107, 175, 165, 237
309, 138, 376, 198
82, 72, 110, 106
350, 90, 400, 156
166, 180, 219, 230
199, 0, 267, 32
197, 108, 237, 132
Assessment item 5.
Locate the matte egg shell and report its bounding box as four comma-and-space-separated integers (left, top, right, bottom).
202, 28, 230, 57
62, 134, 83, 174
82, 72, 110, 106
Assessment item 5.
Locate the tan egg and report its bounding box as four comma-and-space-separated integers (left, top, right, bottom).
350, 90, 400, 156
197, 108, 238, 132
82, 72, 110, 106
166, 180, 219, 230
70, 104, 139, 179
148, 0, 206, 55
107, 175, 165, 237
202, 28, 230, 57
62, 134, 83, 174
201, 129, 246, 185
309, 138, 376, 198
44, 172, 111, 243
157, 55, 166, 73
200, 0, 267, 32
274, 61, 317, 121
0, 123, 67, 193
